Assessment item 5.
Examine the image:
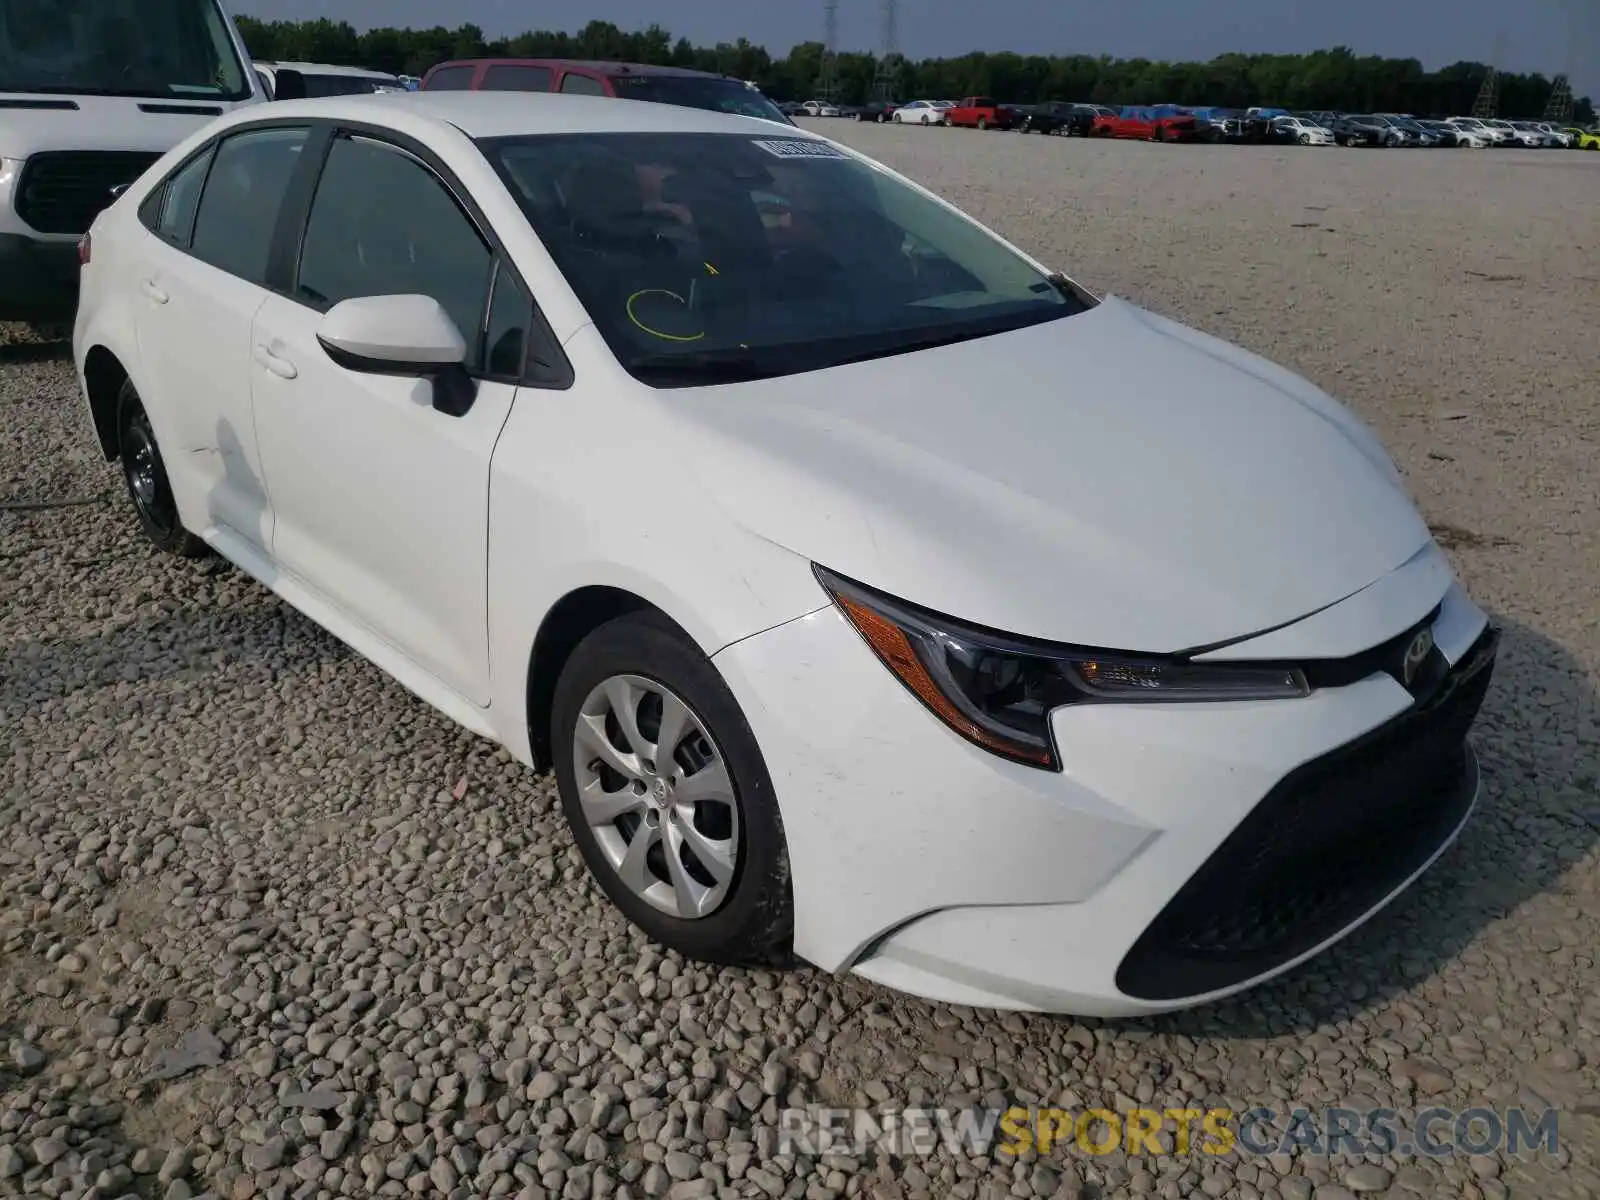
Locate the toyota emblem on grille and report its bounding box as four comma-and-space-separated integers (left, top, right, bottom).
1402, 627, 1434, 686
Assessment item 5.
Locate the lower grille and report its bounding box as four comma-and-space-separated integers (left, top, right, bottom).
15, 151, 163, 235
1116, 626, 1498, 1002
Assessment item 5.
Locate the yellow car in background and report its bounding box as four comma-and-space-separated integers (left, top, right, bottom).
1565, 127, 1600, 149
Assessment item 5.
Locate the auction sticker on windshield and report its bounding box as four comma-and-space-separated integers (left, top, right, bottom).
751, 139, 850, 159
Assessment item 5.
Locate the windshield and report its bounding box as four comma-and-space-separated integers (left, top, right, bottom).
0, 0, 250, 100
482, 132, 1088, 387
611, 75, 790, 124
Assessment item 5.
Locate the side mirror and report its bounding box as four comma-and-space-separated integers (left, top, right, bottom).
315, 294, 477, 417
255, 69, 275, 100
272, 68, 307, 101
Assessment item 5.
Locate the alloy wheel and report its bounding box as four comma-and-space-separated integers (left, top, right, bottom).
572, 673, 740, 920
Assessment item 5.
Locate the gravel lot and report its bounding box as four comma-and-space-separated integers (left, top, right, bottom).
3, 131, 1598, 1200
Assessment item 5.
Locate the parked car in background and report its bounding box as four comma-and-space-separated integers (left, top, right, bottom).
1330, 115, 1388, 146
1417, 119, 1474, 147
1017, 102, 1073, 134
1091, 107, 1199, 142
800, 99, 842, 117
892, 100, 947, 125
420, 59, 792, 125
1570, 127, 1600, 149
1445, 117, 1510, 146
1272, 116, 1334, 145
256, 62, 406, 99
75, 91, 1498, 1018
1189, 107, 1248, 142
1508, 121, 1567, 147
0, 0, 265, 324
1482, 119, 1543, 148
856, 100, 900, 123
944, 97, 1018, 130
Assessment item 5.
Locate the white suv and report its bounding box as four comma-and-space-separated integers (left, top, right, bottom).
0, 0, 262, 325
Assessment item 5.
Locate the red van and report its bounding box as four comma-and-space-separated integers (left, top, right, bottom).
419, 59, 794, 125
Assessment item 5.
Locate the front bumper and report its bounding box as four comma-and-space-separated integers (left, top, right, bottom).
0, 232, 80, 322
715, 566, 1494, 1016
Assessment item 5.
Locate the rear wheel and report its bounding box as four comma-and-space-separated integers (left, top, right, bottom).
115, 381, 208, 558
552, 613, 793, 966
977, 116, 988, 130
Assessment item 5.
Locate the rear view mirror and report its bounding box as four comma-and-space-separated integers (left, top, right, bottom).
316, 294, 477, 417
272, 69, 307, 101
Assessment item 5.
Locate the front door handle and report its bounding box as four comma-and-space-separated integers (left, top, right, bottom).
139, 279, 168, 305
253, 343, 298, 380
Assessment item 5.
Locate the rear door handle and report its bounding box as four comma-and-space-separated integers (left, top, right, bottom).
139, 279, 168, 305
253, 343, 298, 380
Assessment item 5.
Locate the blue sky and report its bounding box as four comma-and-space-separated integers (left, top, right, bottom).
241, 0, 1598, 100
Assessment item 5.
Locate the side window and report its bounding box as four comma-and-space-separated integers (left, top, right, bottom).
425, 66, 476, 91
483, 64, 553, 92
190, 126, 309, 285
559, 72, 607, 96
296, 135, 494, 370
483, 264, 531, 379
154, 146, 215, 246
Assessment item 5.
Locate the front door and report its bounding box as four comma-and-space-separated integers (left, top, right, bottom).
248, 130, 524, 706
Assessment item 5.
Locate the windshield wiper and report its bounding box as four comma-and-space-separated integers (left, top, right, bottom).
629, 350, 788, 386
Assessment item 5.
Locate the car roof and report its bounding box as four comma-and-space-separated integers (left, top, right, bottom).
257, 61, 398, 79
235, 91, 812, 140
432, 58, 730, 81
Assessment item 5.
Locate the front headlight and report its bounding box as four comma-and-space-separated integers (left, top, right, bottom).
816, 567, 1310, 770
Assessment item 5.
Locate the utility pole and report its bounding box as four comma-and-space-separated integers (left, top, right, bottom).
872, 0, 901, 103
817, 0, 840, 103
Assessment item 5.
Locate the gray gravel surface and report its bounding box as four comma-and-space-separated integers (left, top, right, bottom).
3, 133, 1598, 1200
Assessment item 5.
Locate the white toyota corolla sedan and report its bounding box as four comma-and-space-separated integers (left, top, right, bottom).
74, 93, 1498, 1016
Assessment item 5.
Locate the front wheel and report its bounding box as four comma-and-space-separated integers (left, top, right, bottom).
116, 381, 208, 558
552, 613, 793, 966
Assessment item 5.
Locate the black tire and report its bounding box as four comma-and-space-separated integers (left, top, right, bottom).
551, 612, 793, 967
116, 381, 208, 558
977, 116, 988, 130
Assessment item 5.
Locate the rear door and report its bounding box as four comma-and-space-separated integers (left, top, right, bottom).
130, 123, 311, 551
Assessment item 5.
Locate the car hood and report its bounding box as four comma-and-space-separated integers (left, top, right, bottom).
670, 296, 1430, 653
0, 95, 248, 158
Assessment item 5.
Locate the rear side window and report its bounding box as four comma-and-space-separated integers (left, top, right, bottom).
559, 73, 607, 96
425, 65, 476, 91
190, 127, 309, 285
296, 135, 494, 370
483, 64, 553, 92
302, 74, 392, 98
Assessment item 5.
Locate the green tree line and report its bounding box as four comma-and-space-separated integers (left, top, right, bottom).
236, 16, 1594, 124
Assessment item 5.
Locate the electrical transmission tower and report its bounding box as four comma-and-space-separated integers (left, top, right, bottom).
1472, 32, 1508, 119
1543, 75, 1573, 123
872, 0, 901, 103
1471, 66, 1499, 118
816, 0, 840, 102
